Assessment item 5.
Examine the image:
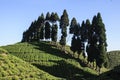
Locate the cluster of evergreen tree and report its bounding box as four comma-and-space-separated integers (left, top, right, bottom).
70, 13, 107, 73
22, 10, 69, 48
22, 12, 59, 42
22, 10, 107, 72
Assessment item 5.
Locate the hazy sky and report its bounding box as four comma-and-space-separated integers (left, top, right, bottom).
0, 0, 120, 51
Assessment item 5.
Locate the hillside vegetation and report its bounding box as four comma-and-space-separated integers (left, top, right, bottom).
0, 48, 62, 80
107, 51, 120, 69
98, 65, 120, 80
2, 42, 97, 80
96, 51, 120, 80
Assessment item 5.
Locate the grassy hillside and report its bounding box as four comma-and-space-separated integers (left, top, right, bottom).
2, 41, 97, 80
98, 65, 120, 80
0, 48, 62, 80
107, 51, 120, 69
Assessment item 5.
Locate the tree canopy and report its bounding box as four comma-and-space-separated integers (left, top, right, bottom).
21, 10, 107, 72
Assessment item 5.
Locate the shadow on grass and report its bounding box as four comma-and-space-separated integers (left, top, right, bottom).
32, 60, 97, 80
30, 42, 98, 79
30, 41, 74, 59
30, 42, 89, 67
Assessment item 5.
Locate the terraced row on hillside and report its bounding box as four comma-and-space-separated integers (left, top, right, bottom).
2, 42, 97, 80
0, 48, 62, 80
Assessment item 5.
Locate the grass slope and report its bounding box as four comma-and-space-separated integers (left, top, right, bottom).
2, 41, 97, 80
107, 51, 120, 69
98, 65, 120, 80
0, 48, 62, 80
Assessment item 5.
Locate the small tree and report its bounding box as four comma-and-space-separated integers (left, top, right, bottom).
70, 36, 77, 56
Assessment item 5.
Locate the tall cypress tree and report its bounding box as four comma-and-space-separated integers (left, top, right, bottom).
28, 21, 35, 42
86, 15, 100, 68
50, 12, 59, 42
50, 12, 59, 24
70, 20, 82, 58
85, 19, 91, 40
39, 23, 44, 40
45, 22, 51, 40
95, 13, 107, 70
69, 17, 77, 34
45, 12, 51, 21
51, 24, 58, 42
60, 9, 69, 48
86, 13, 107, 73
36, 13, 45, 41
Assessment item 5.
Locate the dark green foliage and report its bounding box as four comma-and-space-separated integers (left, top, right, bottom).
74, 23, 81, 36
45, 12, 51, 21
70, 36, 83, 58
86, 44, 98, 63
106, 51, 120, 69
22, 11, 60, 43
96, 45, 106, 68
81, 20, 86, 41
60, 9, 69, 47
69, 17, 77, 34
95, 13, 107, 69
61, 26, 67, 37
22, 13, 45, 42
36, 14, 45, 41
60, 9, 69, 28
70, 36, 77, 53
76, 37, 83, 55
85, 19, 91, 40
39, 23, 44, 40
51, 24, 58, 42
45, 22, 51, 40
85, 13, 107, 71
98, 65, 120, 80
70, 17, 83, 58
50, 12, 59, 23
22, 21, 37, 42
21, 10, 108, 75
60, 35, 66, 46
38, 13, 45, 23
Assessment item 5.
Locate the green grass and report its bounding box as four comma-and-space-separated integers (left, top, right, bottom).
98, 65, 120, 80
0, 48, 62, 80
0, 47, 8, 54
107, 51, 120, 69
2, 41, 98, 80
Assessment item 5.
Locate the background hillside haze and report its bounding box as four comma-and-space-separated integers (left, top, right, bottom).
0, 0, 120, 51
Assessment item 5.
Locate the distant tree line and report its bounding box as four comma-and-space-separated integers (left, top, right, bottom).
21, 9, 107, 73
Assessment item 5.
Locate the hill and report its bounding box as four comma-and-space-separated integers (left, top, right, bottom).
96, 51, 120, 80
0, 48, 62, 80
107, 51, 120, 69
98, 65, 120, 80
2, 41, 97, 80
